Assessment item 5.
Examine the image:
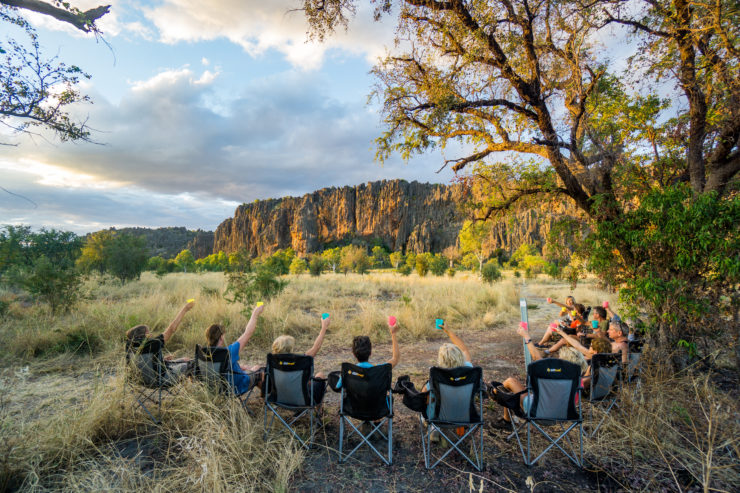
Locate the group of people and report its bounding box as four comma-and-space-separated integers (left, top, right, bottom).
126, 294, 635, 430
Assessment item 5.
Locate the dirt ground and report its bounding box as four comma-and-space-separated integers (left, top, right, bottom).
2, 289, 619, 492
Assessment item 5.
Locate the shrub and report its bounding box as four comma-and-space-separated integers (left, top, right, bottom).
446, 268, 456, 277
225, 267, 288, 310
396, 264, 412, 276
288, 257, 307, 275
415, 254, 429, 277
429, 254, 447, 276
481, 260, 502, 283
7, 256, 82, 313
308, 256, 324, 276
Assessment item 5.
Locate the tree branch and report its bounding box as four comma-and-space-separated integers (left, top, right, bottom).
1, 0, 110, 32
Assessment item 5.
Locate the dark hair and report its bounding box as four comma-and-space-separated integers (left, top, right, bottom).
205, 324, 224, 347
574, 303, 586, 315
126, 325, 148, 346
594, 306, 607, 320
352, 336, 372, 362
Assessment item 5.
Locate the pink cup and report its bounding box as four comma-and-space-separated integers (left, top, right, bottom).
388, 315, 397, 327
603, 301, 609, 308
549, 322, 558, 331
519, 322, 528, 330
547, 297, 552, 303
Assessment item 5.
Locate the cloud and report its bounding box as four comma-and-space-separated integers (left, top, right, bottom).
142, 0, 395, 70
2, 63, 455, 232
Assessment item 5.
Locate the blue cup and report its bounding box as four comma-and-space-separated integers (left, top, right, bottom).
591, 320, 599, 329
435, 318, 444, 330
322, 313, 329, 320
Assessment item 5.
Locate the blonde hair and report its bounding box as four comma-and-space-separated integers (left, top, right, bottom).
558, 346, 588, 374
437, 343, 465, 368
272, 335, 295, 354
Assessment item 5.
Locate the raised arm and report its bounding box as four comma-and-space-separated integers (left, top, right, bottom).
443, 325, 472, 363
236, 303, 264, 351
548, 298, 568, 309
555, 327, 591, 357
305, 315, 330, 358
517, 323, 544, 361
387, 320, 400, 368
162, 301, 195, 344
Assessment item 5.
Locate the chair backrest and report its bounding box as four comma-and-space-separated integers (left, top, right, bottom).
627, 341, 642, 380
266, 353, 314, 407
583, 306, 592, 320
194, 345, 234, 392
527, 359, 581, 420
429, 366, 483, 424
341, 363, 392, 421
127, 337, 165, 387
589, 353, 621, 401
520, 299, 532, 367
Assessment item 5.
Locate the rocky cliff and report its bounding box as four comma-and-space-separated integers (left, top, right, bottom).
213, 180, 466, 256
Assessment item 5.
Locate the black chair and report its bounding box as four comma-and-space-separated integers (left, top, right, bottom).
264, 353, 325, 449
421, 366, 485, 471
337, 363, 393, 465
125, 337, 179, 423
193, 345, 261, 415
509, 359, 583, 467
585, 353, 621, 437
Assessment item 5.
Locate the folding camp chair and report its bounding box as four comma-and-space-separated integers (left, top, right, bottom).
585, 353, 621, 437
125, 337, 179, 423
626, 340, 644, 386
508, 359, 583, 467
520, 299, 532, 367
338, 363, 393, 465
264, 353, 325, 449
421, 366, 485, 471
193, 345, 261, 416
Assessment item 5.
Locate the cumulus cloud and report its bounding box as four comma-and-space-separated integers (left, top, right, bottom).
142, 0, 395, 70
2, 63, 454, 232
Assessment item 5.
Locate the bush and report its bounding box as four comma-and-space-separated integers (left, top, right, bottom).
7, 256, 82, 313
225, 267, 288, 310
429, 254, 447, 276
446, 268, 456, 277
308, 256, 324, 276
396, 264, 412, 276
481, 260, 502, 283
415, 254, 429, 277
289, 257, 307, 275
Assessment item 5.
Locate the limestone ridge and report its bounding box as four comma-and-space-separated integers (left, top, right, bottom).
213, 179, 466, 256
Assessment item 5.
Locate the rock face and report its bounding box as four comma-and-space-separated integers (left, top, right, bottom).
213, 180, 466, 256
187, 231, 215, 259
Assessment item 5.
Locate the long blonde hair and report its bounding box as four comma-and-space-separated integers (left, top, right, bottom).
437, 343, 465, 368
272, 335, 295, 354
558, 346, 588, 374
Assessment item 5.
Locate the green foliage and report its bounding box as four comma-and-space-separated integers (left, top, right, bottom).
396, 264, 412, 276
106, 234, 149, 283
459, 221, 488, 271
76, 230, 114, 274
261, 248, 295, 276
11, 255, 82, 313
429, 254, 447, 276
415, 253, 429, 277
446, 267, 456, 277
321, 247, 342, 273
289, 256, 307, 275
308, 255, 324, 276
225, 267, 288, 309
404, 252, 417, 269
588, 185, 740, 362
460, 253, 480, 272
371, 245, 389, 267
340, 245, 370, 275
174, 249, 195, 273
510, 244, 539, 266
389, 251, 404, 269
481, 260, 502, 284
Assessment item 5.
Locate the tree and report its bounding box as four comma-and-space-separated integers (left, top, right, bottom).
321, 247, 342, 273
415, 252, 429, 277
76, 230, 114, 274
441, 245, 460, 268
0, 2, 110, 143
308, 255, 325, 276
481, 260, 502, 284
371, 245, 389, 268
174, 249, 195, 273
302, 0, 739, 365
389, 251, 404, 269
459, 220, 488, 273
429, 253, 447, 276
340, 245, 370, 275
289, 256, 307, 275
102, 233, 148, 284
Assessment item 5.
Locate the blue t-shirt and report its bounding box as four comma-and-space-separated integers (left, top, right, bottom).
336, 361, 374, 389
227, 341, 251, 395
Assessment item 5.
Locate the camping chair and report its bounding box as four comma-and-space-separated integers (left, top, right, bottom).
337, 363, 393, 465
264, 353, 325, 449
125, 337, 179, 423
508, 359, 583, 467
421, 366, 485, 471
193, 345, 261, 415
626, 340, 644, 386
585, 353, 621, 437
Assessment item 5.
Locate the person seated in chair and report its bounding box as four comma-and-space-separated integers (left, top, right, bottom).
270, 314, 332, 405
336, 317, 400, 388
546, 304, 605, 354
204, 303, 265, 396
126, 300, 195, 378
536, 296, 578, 347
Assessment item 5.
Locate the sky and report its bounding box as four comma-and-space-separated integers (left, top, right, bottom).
0, 0, 461, 234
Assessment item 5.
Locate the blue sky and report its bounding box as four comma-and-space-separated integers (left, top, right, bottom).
0, 0, 459, 234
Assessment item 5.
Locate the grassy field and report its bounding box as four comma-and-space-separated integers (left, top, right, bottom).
0, 272, 737, 492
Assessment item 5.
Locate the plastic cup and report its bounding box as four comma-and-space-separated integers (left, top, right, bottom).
388, 315, 397, 327
547, 297, 552, 303
571, 310, 577, 317
186, 298, 195, 303
549, 322, 558, 331
321, 313, 330, 320
435, 319, 444, 330
519, 321, 528, 330
591, 320, 599, 329
256, 301, 264, 307
603, 301, 609, 308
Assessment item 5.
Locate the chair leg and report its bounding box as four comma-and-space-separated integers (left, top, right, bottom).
338, 415, 345, 462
